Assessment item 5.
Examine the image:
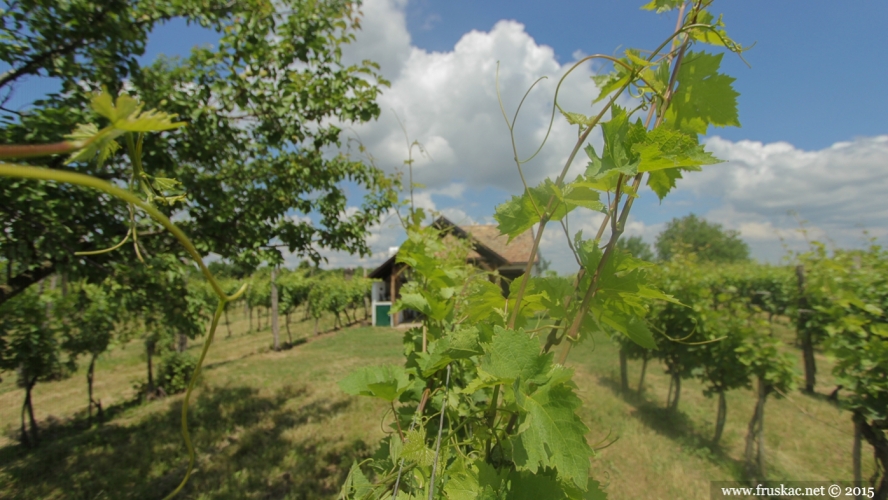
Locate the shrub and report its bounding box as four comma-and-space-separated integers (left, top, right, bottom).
157, 351, 199, 395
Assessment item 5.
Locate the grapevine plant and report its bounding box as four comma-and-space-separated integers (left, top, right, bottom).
338, 1, 748, 498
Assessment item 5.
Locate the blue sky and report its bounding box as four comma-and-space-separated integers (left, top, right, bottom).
401, 0, 888, 152
6, 1, 887, 273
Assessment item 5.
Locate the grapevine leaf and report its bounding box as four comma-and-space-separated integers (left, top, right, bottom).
155, 194, 188, 206
389, 433, 403, 464
561, 178, 607, 213
402, 429, 435, 467
577, 479, 609, 500
115, 109, 187, 132
584, 105, 646, 181
340, 461, 373, 499
152, 177, 182, 191
91, 90, 186, 132
494, 179, 567, 240
465, 280, 507, 325
507, 278, 549, 326
561, 110, 595, 127
419, 327, 483, 376
494, 193, 539, 241
443, 459, 487, 500
531, 275, 575, 322
591, 306, 657, 349
95, 137, 120, 168
91, 91, 140, 122
511, 366, 593, 489
636, 284, 681, 304
646, 167, 684, 200
574, 231, 603, 274
397, 292, 431, 316
624, 48, 652, 68
633, 127, 723, 173
482, 327, 552, 385
506, 468, 566, 499
641, 0, 683, 13
338, 364, 411, 402
663, 51, 740, 135
592, 71, 631, 104
476, 461, 509, 498
691, 10, 744, 53
623, 316, 657, 350
64, 123, 124, 165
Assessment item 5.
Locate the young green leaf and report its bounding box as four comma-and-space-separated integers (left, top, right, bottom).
402, 429, 436, 467
691, 10, 745, 54
584, 105, 647, 181
663, 51, 740, 135
633, 127, 723, 172
511, 366, 594, 489
561, 110, 596, 127
494, 179, 567, 240
641, 0, 684, 13
338, 364, 411, 402
482, 327, 552, 385
592, 71, 631, 104
646, 167, 684, 201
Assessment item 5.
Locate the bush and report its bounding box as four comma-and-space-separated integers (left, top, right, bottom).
157, 351, 200, 394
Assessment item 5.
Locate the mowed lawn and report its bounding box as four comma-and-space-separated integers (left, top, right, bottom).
0, 309, 875, 499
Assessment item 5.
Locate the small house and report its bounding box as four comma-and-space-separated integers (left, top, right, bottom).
368, 216, 540, 327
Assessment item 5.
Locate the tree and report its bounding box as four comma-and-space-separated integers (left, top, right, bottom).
616, 235, 654, 262
0, 287, 73, 446
59, 281, 120, 425
655, 214, 750, 263
1, 0, 396, 308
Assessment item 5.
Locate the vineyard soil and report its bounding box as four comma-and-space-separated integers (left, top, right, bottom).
0, 310, 875, 499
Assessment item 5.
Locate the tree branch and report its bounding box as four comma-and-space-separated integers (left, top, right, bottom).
0, 260, 55, 306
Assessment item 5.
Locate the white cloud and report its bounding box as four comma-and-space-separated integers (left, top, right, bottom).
343, 0, 412, 79
340, 0, 620, 199
679, 135, 888, 260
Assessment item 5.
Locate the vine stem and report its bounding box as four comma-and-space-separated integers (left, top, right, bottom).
162, 299, 226, 500
506, 81, 632, 329
428, 364, 451, 500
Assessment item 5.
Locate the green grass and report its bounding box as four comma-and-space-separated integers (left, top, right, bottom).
0, 309, 876, 499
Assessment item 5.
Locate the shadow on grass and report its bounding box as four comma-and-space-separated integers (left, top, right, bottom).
597, 375, 747, 479
0, 384, 371, 500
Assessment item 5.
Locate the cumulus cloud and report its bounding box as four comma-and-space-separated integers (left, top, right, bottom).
341, 0, 617, 197
681, 135, 888, 260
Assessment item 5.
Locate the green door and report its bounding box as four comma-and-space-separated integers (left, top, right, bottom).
375, 304, 391, 326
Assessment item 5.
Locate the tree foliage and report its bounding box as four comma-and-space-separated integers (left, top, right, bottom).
655, 213, 750, 263
0, 0, 396, 308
